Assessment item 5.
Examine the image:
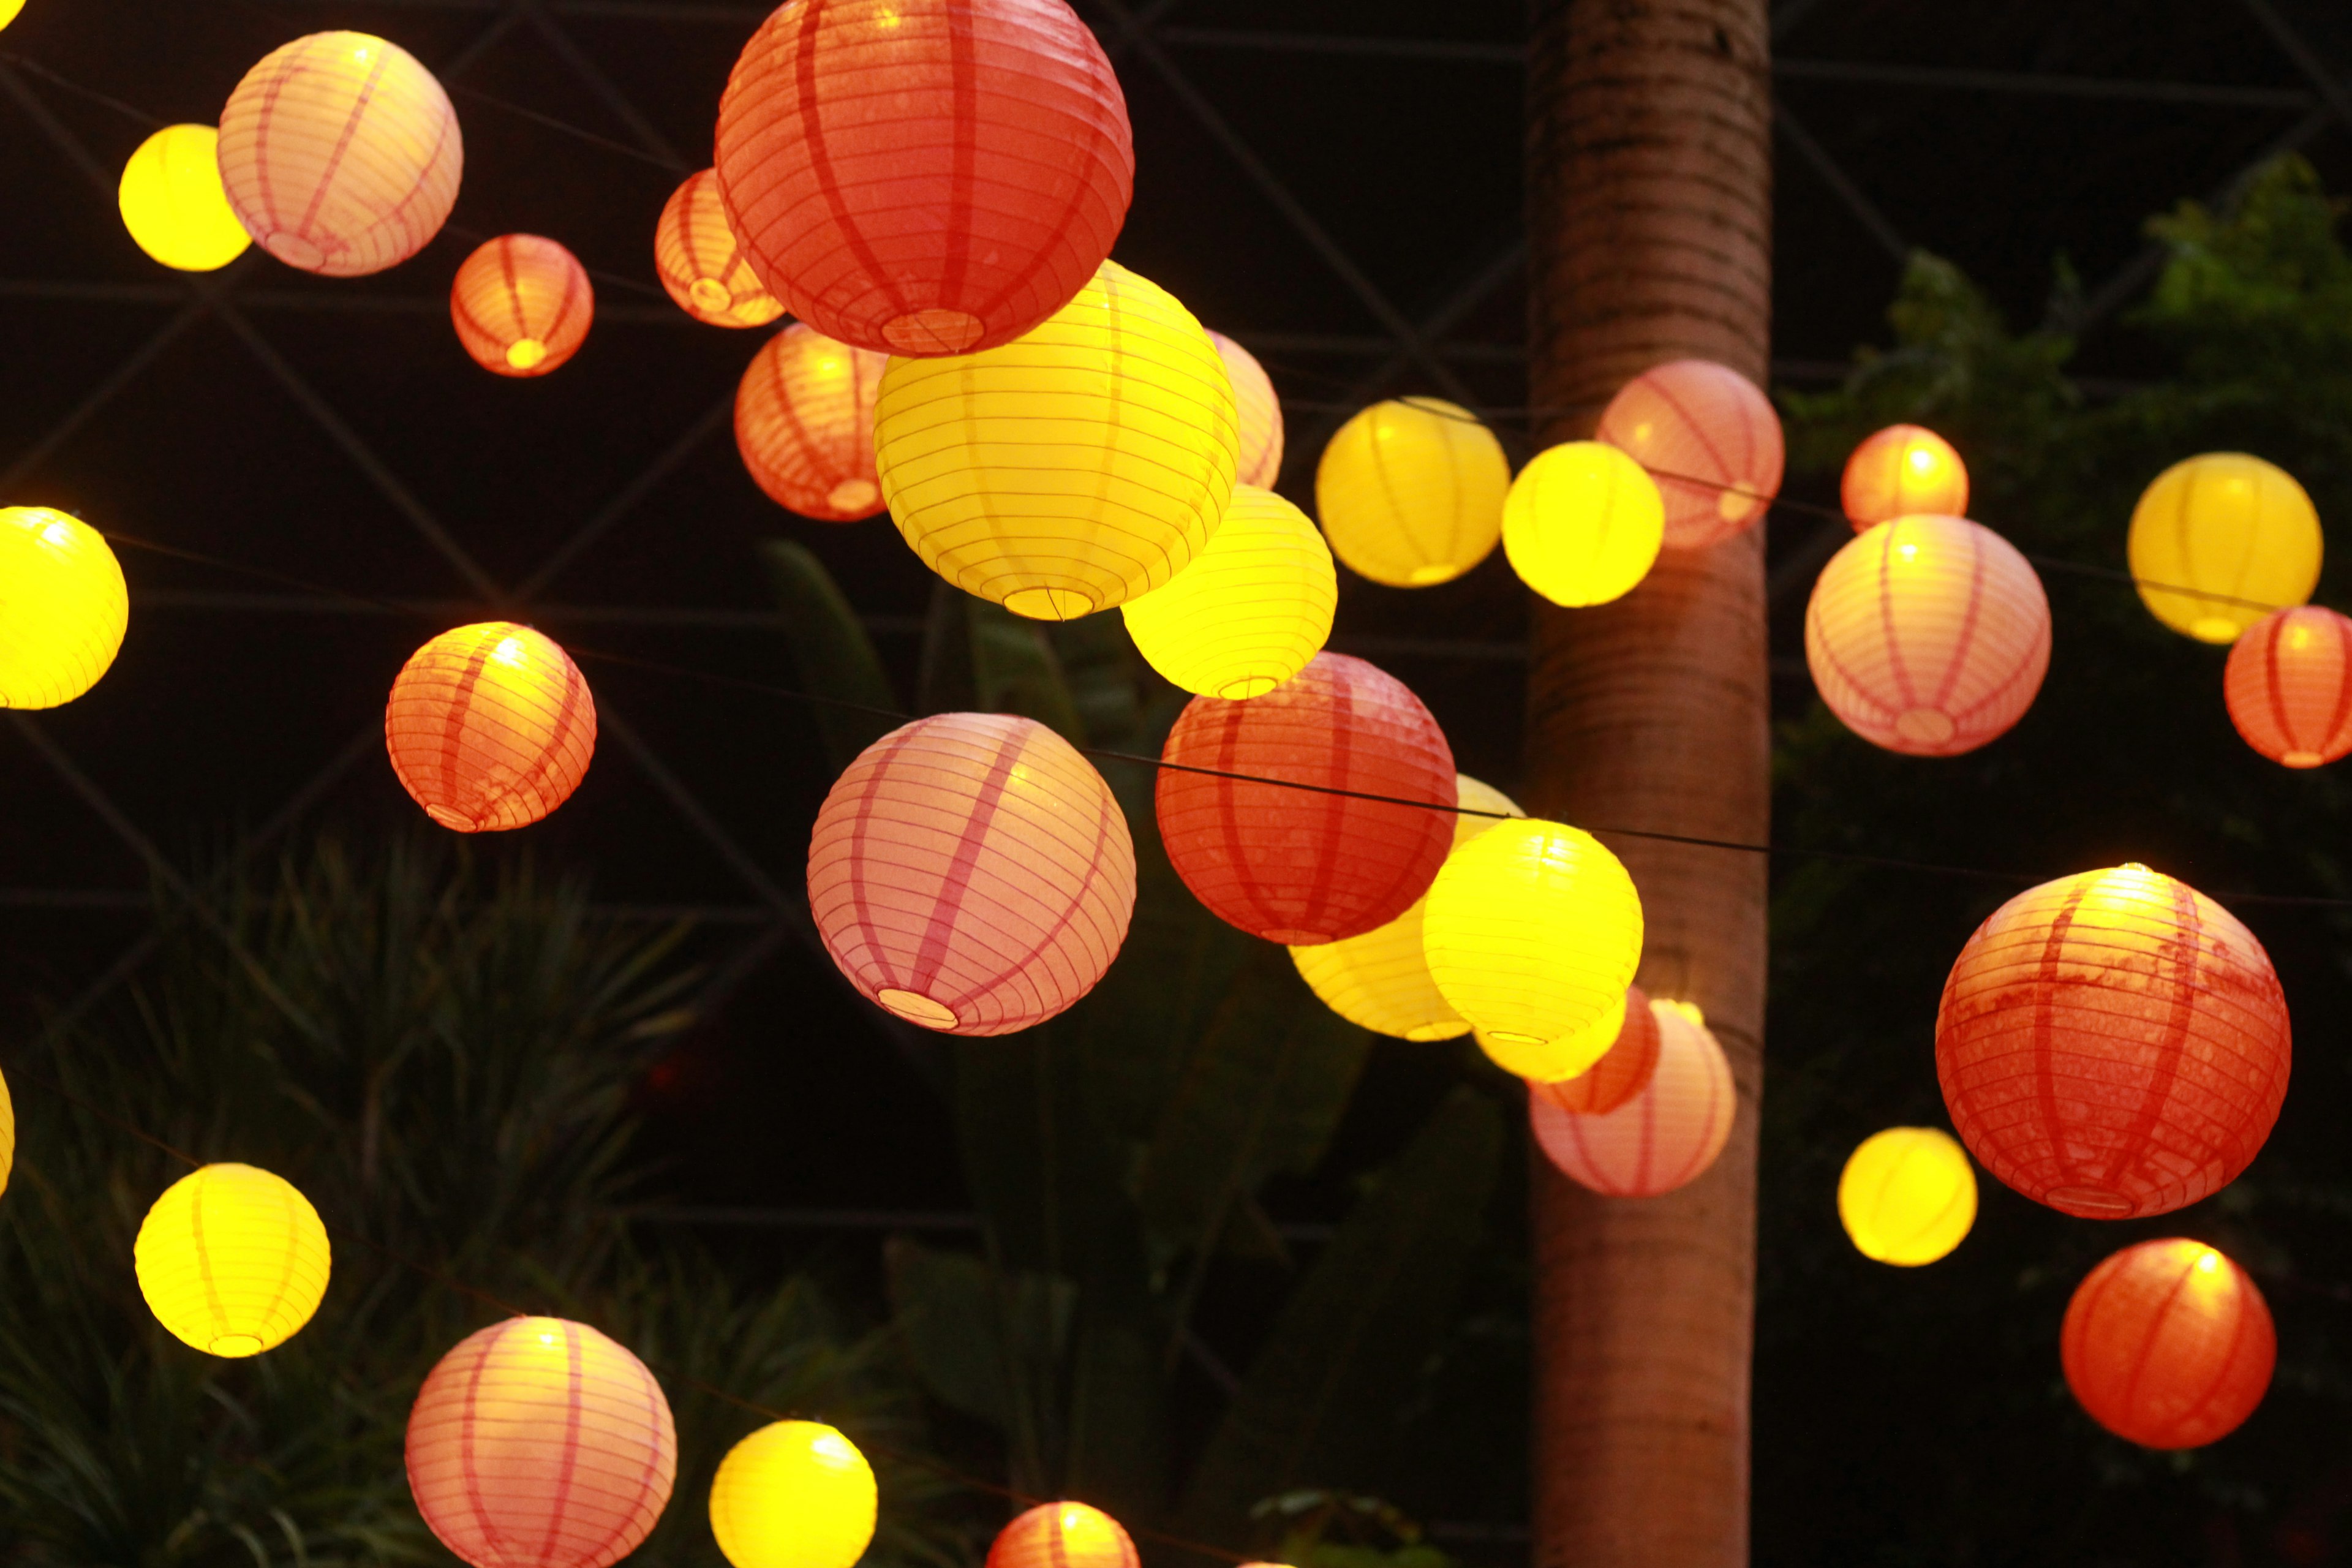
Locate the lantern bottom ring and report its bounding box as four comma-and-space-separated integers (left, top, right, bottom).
688, 278, 731, 313
883, 308, 985, 355
2192, 616, 2239, 643
878, 988, 958, 1028
2045, 1183, 2133, 1215
1003, 587, 1097, 622
830, 480, 880, 513
266, 231, 326, 270
1895, 708, 1956, 745
1407, 564, 1455, 586
2285, 750, 2324, 767
1263, 927, 1337, 945
1406, 1021, 1470, 1042
211, 1333, 263, 1357
1218, 676, 1281, 699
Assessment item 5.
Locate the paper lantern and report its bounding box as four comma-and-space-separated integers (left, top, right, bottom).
1531, 998, 1735, 1196
1121, 485, 1335, 699
1842, 424, 1967, 531
134, 1163, 330, 1357
1476, 987, 1628, 1082
1314, 398, 1508, 587
1502, 440, 1665, 608
709, 1421, 876, 1568
654, 168, 783, 329
1804, 513, 2050, 756
407, 1316, 676, 1568
0, 507, 128, 709
0, 1067, 13, 1199
1531, 984, 1662, 1114
217, 32, 461, 277
2225, 605, 2352, 767
1936, 863, 2290, 1219
714, 0, 1133, 356
1291, 775, 1523, 1040
2064, 1239, 2274, 1450
385, 622, 597, 833
736, 324, 890, 522
450, 234, 593, 377
1595, 359, 1784, 550
986, 1502, 1139, 1568
0, 1, 21, 32
809, 713, 1136, 1035
2129, 453, 2321, 644
119, 124, 251, 272
1158, 653, 1455, 943
1838, 1126, 1976, 1267
1212, 331, 1284, 488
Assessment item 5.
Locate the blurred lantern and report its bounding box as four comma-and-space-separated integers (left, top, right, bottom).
216, 32, 461, 276
1502, 440, 1665, 607
1936, 863, 2290, 1219
2064, 1239, 2274, 1449
1121, 484, 1336, 698
1477, 988, 1628, 1082
1804, 513, 2051, 756
1212, 331, 1284, 488
654, 168, 782, 329
1291, 775, 1524, 1041
1315, 398, 1508, 587
2225, 605, 2352, 767
1532, 984, 1662, 1114
0, 506, 127, 708
0, 1067, 13, 1199
874, 260, 1237, 620
385, 622, 597, 833
809, 713, 1136, 1035
1837, 1126, 1976, 1267
1158, 653, 1455, 944
134, 1163, 330, 1357
0, 1, 21, 31
1531, 998, 1734, 1196
408, 1316, 676, 1568
2129, 453, 2321, 644
450, 234, 594, 377
1595, 360, 1783, 550
709, 1421, 876, 1568
118, 124, 251, 271
1842, 424, 1968, 531
737, 323, 890, 522
714, 0, 1132, 356
986, 1502, 1139, 1568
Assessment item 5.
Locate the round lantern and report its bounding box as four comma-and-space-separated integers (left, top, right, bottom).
1594, 360, 1784, 550
1804, 513, 2051, 756
0, 507, 128, 709
1121, 485, 1336, 699
2129, 453, 2321, 644
407, 1316, 676, 1568
736, 324, 890, 522
1314, 398, 1508, 588
2225, 605, 2352, 767
809, 713, 1136, 1035
0, 1067, 13, 1199
0, 1, 21, 32
1212, 331, 1285, 489
654, 168, 782, 330
1157, 653, 1455, 944
1837, 1126, 1976, 1267
134, 1163, 330, 1357
1842, 424, 1968, 531
2063, 1239, 2275, 1450
874, 260, 1237, 620
1531, 985, 1662, 1114
1936, 863, 2291, 1219
385, 622, 597, 833
986, 1502, 1139, 1568
450, 234, 593, 377
118, 124, 251, 272
1531, 998, 1735, 1197
1502, 440, 1666, 608
709, 1421, 876, 1568
1291, 775, 1523, 1041
216, 32, 462, 277
1476, 987, 1628, 1083
714, 0, 1133, 356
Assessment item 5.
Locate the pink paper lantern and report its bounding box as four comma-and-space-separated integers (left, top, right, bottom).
1595, 359, 1784, 550
1531, 998, 1735, 1196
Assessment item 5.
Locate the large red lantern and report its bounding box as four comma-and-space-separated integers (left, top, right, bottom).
2063, 1238, 2275, 1450
385, 622, 596, 832
654, 168, 782, 330
1530, 998, 1734, 1196
2224, 605, 2352, 767
736, 323, 890, 522
1594, 359, 1783, 550
986, 1503, 1138, 1568
1531, 984, 1662, 1115
450, 235, 594, 377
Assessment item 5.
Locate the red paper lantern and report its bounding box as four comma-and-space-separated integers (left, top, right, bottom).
654, 168, 782, 329
1156, 652, 1455, 944
2063, 1238, 2275, 1450
1841, 423, 1969, 531
986, 1503, 1138, 1568
1936, 863, 2291, 1219
2224, 605, 2352, 767
714, 0, 1133, 358
1531, 984, 1661, 1115
450, 235, 594, 377
735, 323, 890, 522
1530, 998, 1735, 1196
1595, 359, 1784, 550
385, 622, 596, 832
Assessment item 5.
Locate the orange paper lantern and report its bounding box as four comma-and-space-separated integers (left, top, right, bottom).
2063, 1239, 2275, 1450
1530, 998, 1734, 1196
450, 234, 594, 377
736, 323, 890, 522
2224, 605, 2352, 767
986, 1502, 1139, 1568
1595, 359, 1783, 550
1936, 864, 2290, 1219
385, 622, 597, 833
654, 168, 783, 329
1211, 331, 1284, 488
1841, 424, 1969, 531
1531, 984, 1662, 1115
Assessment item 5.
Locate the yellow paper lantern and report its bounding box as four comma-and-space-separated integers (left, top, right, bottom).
134, 1163, 331, 1357
2128, 453, 2321, 643
1316, 398, 1508, 587
710, 1421, 878, 1568
1502, 440, 1665, 607
0, 1066, 14, 1199
1838, 1126, 1977, 1267
0, 0, 22, 32
1121, 484, 1335, 698
874, 259, 1238, 621
0, 506, 129, 709
118, 124, 252, 273
1474, 987, 1628, 1082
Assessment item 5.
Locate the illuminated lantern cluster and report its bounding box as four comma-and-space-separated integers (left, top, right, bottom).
1841, 424, 1968, 531
987, 1503, 1139, 1568
1936, 863, 2291, 1219
809, 713, 1136, 1035
118, 125, 251, 272
1596, 360, 1783, 551
2130, 453, 2321, 644
450, 234, 594, 377
217, 32, 462, 277
2225, 605, 2352, 767
715, 0, 1133, 356
2064, 1239, 2274, 1450
737, 323, 890, 522
1502, 440, 1665, 608
1212, 332, 1285, 488
1837, 1126, 1976, 1267
709, 1421, 876, 1568
0, 506, 128, 709
1121, 484, 1335, 699
385, 622, 597, 833
1531, 998, 1735, 1196
1316, 398, 1508, 588
1532, 985, 1661, 1114
134, 1163, 330, 1357
654, 168, 782, 329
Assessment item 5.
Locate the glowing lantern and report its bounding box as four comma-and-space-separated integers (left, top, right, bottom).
1315, 398, 1508, 587
986, 1502, 1139, 1568
736, 324, 890, 522
118, 125, 251, 272
385, 622, 596, 833
1595, 360, 1783, 550
709, 1421, 876, 1568
450, 234, 593, 377
0, 1068, 13, 1197
134, 1163, 330, 1357
1837, 1127, 1976, 1266
2064, 1239, 2274, 1450
1212, 331, 1285, 488
1936, 863, 2290, 1219
0, 1, 21, 32
714, 0, 1132, 356
1291, 775, 1524, 1041
1842, 424, 1967, 531
2225, 605, 2352, 767
1121, 485, 1336, 699
809, 713, 1136, 1035
1476, 987, 1628, 1082
1531, 998, 1735, 1196
1502, 440, 1665, 607
2129, 453, 2321, 644
654, 168, 782, 329
0, 507, 128, 709
1158, 653, 1456, 943
1531, 984, 1662, 1114
216, 32, 461, 277
407, 1316, 676, 1568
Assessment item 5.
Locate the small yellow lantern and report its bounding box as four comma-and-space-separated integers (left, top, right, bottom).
0, 1066, 14, 1199
134, 1163, 331, 1357
118, 124, 252, 273
0, 0, 23, 32
709, 1420, 878, 1568
2128, 453, 2321, 643
1838, 1127, 1977, 1266
1316, 398, 1509, 587
0, 507, 129, 709
1121, 484, 1336, 698
1502, 440, 1665, 608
